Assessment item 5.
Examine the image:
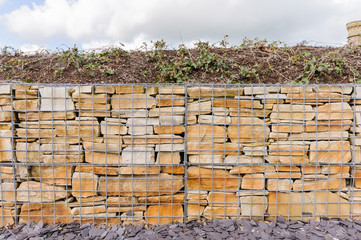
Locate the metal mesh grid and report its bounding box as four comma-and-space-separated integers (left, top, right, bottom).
0, 82, 360, 226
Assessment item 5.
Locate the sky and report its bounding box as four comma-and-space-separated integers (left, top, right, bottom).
0, 0, 360, 52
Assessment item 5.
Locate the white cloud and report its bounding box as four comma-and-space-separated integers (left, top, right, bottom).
19, 44, 46, 53
82, 40, 116, 50
81, 34, 149, 50
3, 0, 361, 49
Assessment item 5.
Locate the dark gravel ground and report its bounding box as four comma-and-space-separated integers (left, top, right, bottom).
2, 216, 361, 240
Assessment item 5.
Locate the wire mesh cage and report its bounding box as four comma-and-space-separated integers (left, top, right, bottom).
0, 82, 360, 226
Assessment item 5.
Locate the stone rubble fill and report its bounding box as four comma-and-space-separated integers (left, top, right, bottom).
0, 83, 361, 226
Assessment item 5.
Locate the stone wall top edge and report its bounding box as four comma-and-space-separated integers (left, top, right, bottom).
0, 80, 360, 87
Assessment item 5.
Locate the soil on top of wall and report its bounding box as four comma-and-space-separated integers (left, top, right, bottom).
0, 40, 361, 85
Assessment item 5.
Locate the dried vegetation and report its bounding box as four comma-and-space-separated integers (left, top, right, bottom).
0, 37, 361, 84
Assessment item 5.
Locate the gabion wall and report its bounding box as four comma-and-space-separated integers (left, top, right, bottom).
0, 82, 360, 226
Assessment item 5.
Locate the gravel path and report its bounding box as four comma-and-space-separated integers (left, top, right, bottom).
1, 216, 361, 240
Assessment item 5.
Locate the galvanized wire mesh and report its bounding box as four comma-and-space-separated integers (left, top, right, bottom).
0, 82, 360, 226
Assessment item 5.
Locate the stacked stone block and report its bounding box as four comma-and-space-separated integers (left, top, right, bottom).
0, 84, 186, 226
0, 84, 17, 226
186, 86, 355, 221
1, 83, 361, 226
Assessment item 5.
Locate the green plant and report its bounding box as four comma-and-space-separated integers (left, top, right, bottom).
238, 66, 258, 79
57, 45, 84, 71
1, 46, 23, 56
148, 40, 231, 83
219, 35, 229, 48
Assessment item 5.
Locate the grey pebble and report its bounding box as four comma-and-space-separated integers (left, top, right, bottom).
81, 228, 89, 237
104, 232, 118, 240
4, 217, 361, 239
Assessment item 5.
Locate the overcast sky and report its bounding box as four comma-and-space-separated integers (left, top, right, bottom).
0, 0, 360, 52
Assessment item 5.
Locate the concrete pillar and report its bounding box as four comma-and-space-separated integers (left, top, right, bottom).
346, 20, 361, 46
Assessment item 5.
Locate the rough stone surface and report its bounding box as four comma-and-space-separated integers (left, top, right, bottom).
0, 85, 11, 94
207, 192, 238, 206
155, 143, 184, 152
270, 104, 315, 121
158, 86, 185, 95
187, 142, 243, 155
309, 141, 351, 163
122, 134, 183, 145
187, 167, 240, 191
187, 101, 212, 115
0, 208, 14, 226
55, 120, 100, 137
122, 146, 155, 164
30, 166, 74, 186
18, 111, 76, 121
305, 120, 352, 132
268, 191, 350, 220
17, 181, 69, 202
213, 98, 263, 109
98, 173, 184, 196
228, 117, 270, 143
40, 87, 75, 111
243, 146, 268, 156
244, 86, 279, 95
118, 166, 160, 175
271, 124, 303, 133
85, 152, 121, 164
83, 142, 122, 153
72, 172, 98, 198
112, 109, 148, 118
138, 193, 184, 203
156, 152, 181, 164
187, 125, 227, 143
230, 165, 274, 175
314, 85, 353, 94
75, 165, 119, 175
0, 182, 16, 202
20, 203, 71, 224
187, 204, 206, 220
0, 137, 12, 162
241, 174, 265, 190
316, 102, 353, 120
203, 206, 240, 219
224, 155, 264, 165
0, 109, 13, 122
159, 116, 184, 125
290, 131, 349, 141
71, 205, 106, 215
229, 107, 271, 117
100, 119, 127, 135
240, 196, 268, 217
115, 85, 145, 94
146, 204, 183, 225
293, 178, 346, 190
154, 125, 184, 135
156, 95, 185, 106
149, 107, 185, 117
16, 142, 42, 162
354, 169, 361, 188
267, 179, 293, 191
198, 115, 231, 125
286, 92, 350, 103
269, 143, 309, 156
13, 100, 39, 111
188, 87, 242, 98
189, 154, 223, 164
111, 94, 157, 109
